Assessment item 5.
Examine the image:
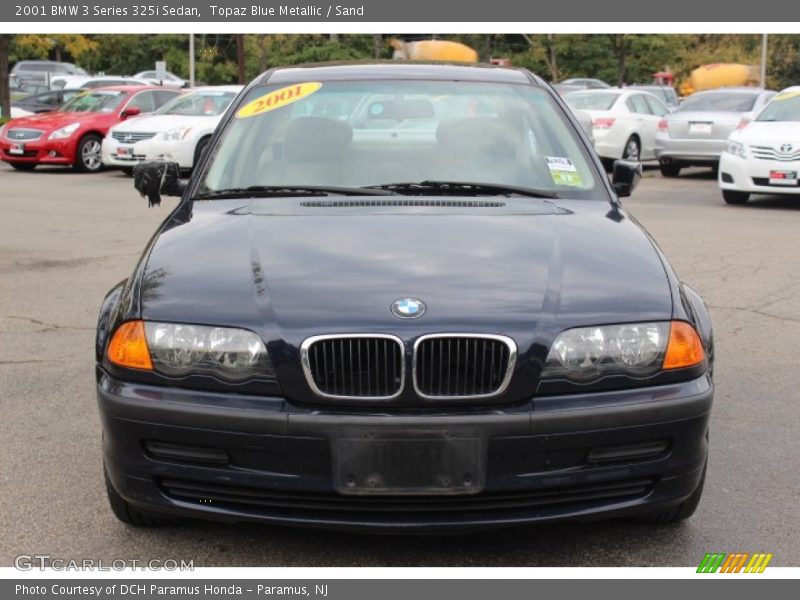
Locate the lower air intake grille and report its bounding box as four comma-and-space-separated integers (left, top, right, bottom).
414, 335, 516, 399
302, 335, 404, 399
160, 477, 655, 515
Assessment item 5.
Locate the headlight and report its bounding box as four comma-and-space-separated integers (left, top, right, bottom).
48, 122, 81, 140
161, 126, 192, 141
107, 320, 274, 381
724, 140, 747, 159
541, 321, 704, 383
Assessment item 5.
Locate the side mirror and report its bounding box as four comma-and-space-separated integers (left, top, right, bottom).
611, 160, 642, 198
133, 161, 185, 207
121, 106, 141, 119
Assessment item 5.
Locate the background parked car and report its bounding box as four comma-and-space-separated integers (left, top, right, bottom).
627, 85, 680, 109
655, 87, 776, 177
49, 75, 154, 90
560, 77, 611, 89
10, 60, 87, 85
133, 70, 188, 89
103, 85, 241, 174
564, 88, 670, 165
0, 86, 182, 172
718, 86, 800, 204
12, 88, 83, 114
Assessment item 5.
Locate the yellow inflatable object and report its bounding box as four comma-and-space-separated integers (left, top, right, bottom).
680, 63, 760, 96
390, 39, 479, 63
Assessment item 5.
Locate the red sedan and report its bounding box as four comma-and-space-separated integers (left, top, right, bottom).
0, 86, 182, 172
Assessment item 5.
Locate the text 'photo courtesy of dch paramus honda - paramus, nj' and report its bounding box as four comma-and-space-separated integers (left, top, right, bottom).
95, 62, 714, 532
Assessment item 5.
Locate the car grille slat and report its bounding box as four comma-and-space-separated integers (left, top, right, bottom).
303, 335, 404, 399
414, 335, 516, 399
112, 131, 157, 143
749, 145, 800, 162
7, 128, 43, 141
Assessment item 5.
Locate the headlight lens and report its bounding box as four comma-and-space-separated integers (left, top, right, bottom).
143, 322, 273, 380
543, 322, 671, 382
725, 139, 747, 159
162, 126, 192, 141
48, 122, 81, 140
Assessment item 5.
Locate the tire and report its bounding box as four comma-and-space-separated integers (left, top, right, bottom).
104, 465, 173, 526
120, 167, 134, 177
9, 163, 37, 171
723, 190, 750, 205
636, 462, 706, 524
659, 162, 682, 177
623, 136, 641, 161
74, 134, 104, 172
192, 136, 210, 170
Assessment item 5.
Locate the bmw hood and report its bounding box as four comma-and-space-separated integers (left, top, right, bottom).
138, 197, 673, 342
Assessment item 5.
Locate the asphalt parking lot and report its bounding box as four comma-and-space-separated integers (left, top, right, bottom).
1, 163, 798, 567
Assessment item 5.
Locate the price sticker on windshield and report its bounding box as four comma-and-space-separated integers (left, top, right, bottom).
236, 82, 323, 118
546, 156, 583, 187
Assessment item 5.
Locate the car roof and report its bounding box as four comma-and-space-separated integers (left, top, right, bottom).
82, 85, 168, 93
193, 85, 244, 93
691, 87, 768, 95
260, 62, 533, 86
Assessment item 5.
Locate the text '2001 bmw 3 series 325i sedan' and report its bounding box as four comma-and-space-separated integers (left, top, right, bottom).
96, 63, 714, 532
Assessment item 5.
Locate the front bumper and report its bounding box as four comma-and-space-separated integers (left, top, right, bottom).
719, 153, 800, 195
655, 134, 725, 164
102, 137, 194, 169
98, 370, 712, 531
0, 136, 76, 165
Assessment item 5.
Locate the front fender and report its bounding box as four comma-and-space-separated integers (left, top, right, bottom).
96, 280, 126, 363
680, 282, 714, 374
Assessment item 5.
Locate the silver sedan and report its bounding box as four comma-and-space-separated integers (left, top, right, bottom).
655, 87, 775, 177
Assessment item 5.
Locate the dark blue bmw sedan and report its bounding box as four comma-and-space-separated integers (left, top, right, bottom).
96, 63, 713, 531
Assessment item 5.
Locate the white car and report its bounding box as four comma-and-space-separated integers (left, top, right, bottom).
718, 87, 800, 204
102, 86, 243, 173
134, 70, 188, 89
564, 89, 670, 165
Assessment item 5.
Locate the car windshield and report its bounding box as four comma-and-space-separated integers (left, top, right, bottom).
59, 90, 125, 113
677, 92, 757, 112
156, 91, 237, 116
197, 79, 600, 199
756, 91, 800, 122
564, 92, 620, 111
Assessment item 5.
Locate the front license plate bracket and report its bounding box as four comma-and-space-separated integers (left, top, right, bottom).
333, 427, 485, 495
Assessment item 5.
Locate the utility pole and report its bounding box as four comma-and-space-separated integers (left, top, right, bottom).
760, 33, 768, 88
0, 35, 10, 120
189, 33, 195, 87
236, 34, 245, 84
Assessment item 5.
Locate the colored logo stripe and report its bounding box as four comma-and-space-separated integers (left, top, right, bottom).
697, 552, 773, 573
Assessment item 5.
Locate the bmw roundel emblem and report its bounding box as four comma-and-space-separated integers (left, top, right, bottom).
391, 298, 426, 319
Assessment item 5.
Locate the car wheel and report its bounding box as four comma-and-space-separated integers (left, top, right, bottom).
192, 136, 210, 170
9, 163, 36, 171
635, 461, 706, 524
623, 136, 640, 161
74, 134, 104, 172
104, 465, 174, 526
659, 162, 681, 177
723, 190, 750, 205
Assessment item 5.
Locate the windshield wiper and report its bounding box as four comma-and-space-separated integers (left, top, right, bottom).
194, 185, 396, 200
363, 180, 559, 199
